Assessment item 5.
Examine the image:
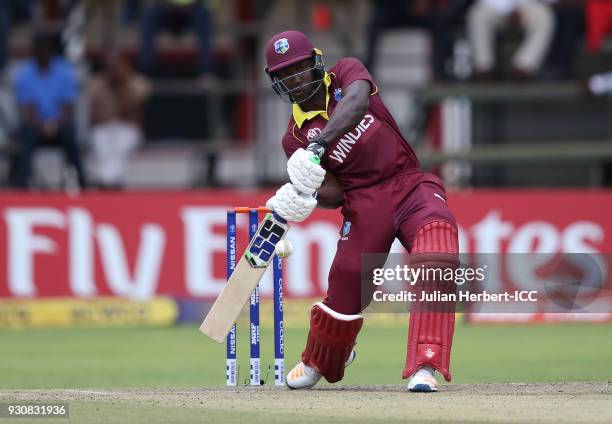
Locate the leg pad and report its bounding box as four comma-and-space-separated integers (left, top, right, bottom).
302, 302, 363, 383
403, 221, 459, 382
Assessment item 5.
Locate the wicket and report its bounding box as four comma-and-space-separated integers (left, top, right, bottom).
225, 207, 285, 387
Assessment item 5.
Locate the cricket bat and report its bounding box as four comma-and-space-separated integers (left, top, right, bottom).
199, 212, 290, 343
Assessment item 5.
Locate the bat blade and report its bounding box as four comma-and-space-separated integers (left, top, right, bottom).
199, 256, 267, 342
199, 212, 289, 343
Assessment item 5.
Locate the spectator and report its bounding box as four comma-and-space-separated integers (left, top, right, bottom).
0, 0, 33, 74
70, 0, 126, 52
467, 0, 555, 79
585, 0, 612, 54
546, 0, 584, 79
87, 51, 151, 189
365, 0, 470, 81
12, 31, 86, 189
138, 0, 216, 78
123, 0, 144, 23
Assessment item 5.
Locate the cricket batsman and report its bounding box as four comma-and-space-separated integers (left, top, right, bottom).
264, 30, 459, 392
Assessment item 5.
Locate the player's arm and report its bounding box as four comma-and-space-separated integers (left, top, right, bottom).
318, 79, 371, 144
287, 80, 371, 196
316, 172, 344, 209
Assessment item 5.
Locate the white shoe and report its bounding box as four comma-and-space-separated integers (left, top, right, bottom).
407, 366, 438, 392
286, 350, 357, 390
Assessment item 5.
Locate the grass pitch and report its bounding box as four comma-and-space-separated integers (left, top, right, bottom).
1, 308, 611, 423
1, 317, 611, 388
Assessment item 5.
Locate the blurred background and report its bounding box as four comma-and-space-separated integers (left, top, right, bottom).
0, 0, 611, 391
0, 0, 610, 190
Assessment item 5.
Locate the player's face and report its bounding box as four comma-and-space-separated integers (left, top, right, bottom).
273, 59, 321, 103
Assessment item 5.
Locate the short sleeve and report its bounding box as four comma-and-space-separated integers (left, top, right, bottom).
282, 132, 302, 159
13, 64, 32, 105
333, 58, 376, 95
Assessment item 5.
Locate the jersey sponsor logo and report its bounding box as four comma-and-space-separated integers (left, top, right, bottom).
307, 127, 322, 141
274, 38, 290, 54
329, 114, 375, 164
424, 348, 435, 359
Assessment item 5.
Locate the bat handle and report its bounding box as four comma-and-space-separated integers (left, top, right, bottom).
307, 137, 327, 160
272, 211, 287, 224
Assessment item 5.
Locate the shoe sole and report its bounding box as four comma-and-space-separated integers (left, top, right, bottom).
408, 384, 438, 393
286, 380, 317, 390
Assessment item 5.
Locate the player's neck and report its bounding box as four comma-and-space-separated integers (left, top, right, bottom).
299, 84, 326, 113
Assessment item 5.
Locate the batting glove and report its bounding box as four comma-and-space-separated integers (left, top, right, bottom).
287, 148, 326, 195
266, 183, 317, 223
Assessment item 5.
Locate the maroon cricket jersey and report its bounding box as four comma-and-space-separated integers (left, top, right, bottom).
281, 58, 420, 191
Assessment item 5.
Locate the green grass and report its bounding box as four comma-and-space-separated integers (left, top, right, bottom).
1, 318, 611, 389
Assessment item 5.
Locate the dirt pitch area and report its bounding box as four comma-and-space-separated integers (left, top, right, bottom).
1, 382, 611, 424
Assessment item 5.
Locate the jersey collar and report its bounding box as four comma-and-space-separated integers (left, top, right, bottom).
292, 72, 332, 128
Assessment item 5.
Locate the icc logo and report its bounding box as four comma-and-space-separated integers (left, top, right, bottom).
274, 38, 290, 54
307, 127, 322, 141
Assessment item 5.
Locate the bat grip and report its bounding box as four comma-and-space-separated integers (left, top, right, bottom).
272, 211, 287, 224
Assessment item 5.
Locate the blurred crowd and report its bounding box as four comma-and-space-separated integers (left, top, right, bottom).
365, 0, 591, 81
0, 0, 228, 190
0, 0, 611, 190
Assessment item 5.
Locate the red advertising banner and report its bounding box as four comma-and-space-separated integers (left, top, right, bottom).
0, 190, 610, 300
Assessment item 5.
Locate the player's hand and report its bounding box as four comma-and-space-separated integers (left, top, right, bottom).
287, 148, 326, 195
266, 183, 317, 222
